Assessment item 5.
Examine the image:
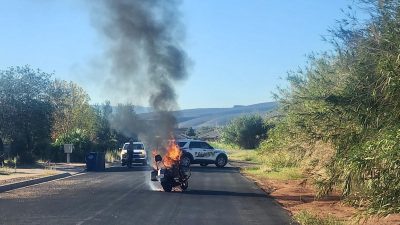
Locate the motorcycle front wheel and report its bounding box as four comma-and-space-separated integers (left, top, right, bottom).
180, 180, 188, 191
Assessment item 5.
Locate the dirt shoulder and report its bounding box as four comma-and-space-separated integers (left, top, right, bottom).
0, 168, 60, 186
230, 160, 400, 225
0, 163, 85, 186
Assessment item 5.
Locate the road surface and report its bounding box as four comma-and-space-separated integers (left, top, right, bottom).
0, 165, 294, 225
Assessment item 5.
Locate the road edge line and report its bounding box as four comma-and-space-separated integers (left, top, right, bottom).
0, 171, 86, 193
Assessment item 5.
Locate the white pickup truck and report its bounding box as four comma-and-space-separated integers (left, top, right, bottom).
121, 142, 147, 166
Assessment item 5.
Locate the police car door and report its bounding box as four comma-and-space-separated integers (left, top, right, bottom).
200, 142, 215, 161
189, 141, 203, 161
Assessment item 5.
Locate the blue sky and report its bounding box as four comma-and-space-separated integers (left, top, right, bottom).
0, 0, 360, 109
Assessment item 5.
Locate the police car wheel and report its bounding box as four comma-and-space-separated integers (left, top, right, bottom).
215, 155, 227, 168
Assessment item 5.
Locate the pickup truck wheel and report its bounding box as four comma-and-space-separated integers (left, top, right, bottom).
200, 163, 208, 167
215, 155, 227, 168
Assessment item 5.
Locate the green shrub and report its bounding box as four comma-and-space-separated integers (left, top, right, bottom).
295, 211, 344, 225
316, 127, 400, 215
264, 1, 400, 215
105, 150, 121, 163
221, 115, 271, 149
53, 129, 94, 162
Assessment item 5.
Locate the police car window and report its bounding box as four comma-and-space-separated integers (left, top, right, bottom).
189, 142, 202, 148
122, 143, 129, 150
201, 142, 213, 149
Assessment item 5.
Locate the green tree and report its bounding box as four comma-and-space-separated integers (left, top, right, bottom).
186, 127, 196, 137
222, 115, 269, 149
51, 80, 98, 141
0, 66, 53, 163
50, 80, 98, 161
93, 101, 117, 151
109, 104, 141, 142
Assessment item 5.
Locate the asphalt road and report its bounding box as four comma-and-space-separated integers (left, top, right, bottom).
0, 165, 294, 225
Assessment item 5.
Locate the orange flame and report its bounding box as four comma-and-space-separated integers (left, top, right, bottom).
163, 141, 182, 168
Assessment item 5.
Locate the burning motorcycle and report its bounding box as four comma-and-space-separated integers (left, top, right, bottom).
150, 142, 191, 192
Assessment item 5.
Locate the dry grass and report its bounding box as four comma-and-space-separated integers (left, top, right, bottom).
210, 141, 303, 180
0, 166, 13, 175
244, 166, 304, 180
294, 211, 345, 225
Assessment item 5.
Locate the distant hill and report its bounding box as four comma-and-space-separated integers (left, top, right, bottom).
139, 102, 278, 128
134, 106, 152, 114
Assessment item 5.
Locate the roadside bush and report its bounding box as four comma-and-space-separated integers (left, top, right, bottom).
260, 151, 298, 169
53, 129, 94, 162
105, 150, 121, 163
221, 114, 271, 149
186, 127, 196, 137
315, 127, 400, 215
262, 0, 400, 216
295, 211, 344, 225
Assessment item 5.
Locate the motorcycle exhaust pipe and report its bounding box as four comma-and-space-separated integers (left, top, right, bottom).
150, 154, 163, 181
151, 170, 158, 181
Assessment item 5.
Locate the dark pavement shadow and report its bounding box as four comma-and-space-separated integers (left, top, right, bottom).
56, 168, 84, 173
181, 189, 267, 198
15, 164, 44, 169
103, 166, 152, 172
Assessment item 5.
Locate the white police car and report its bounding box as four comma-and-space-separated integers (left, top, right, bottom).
176, 140, 228, 168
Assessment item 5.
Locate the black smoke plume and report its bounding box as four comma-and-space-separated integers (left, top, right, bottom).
89, 0, 189, 147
